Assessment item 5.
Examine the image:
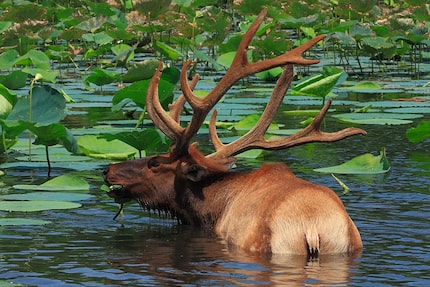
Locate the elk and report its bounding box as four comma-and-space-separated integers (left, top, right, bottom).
104, 8, 365, 257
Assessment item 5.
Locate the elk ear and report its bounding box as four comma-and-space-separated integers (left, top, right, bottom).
182, 163, 206, 182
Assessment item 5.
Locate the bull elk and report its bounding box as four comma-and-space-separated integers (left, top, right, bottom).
104, 8, 365, 257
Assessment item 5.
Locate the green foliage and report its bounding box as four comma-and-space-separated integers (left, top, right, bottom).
101, 128, 169, 155
0, 0, 427, 175
407, 121, 430, 144
292, 66, 346, 101
7, 85, 66, 124
77, 135, 138, 160
112, 66, 179, 110
314, 148, 391, 174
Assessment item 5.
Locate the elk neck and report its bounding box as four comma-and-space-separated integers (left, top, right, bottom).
171, 166, 250, 228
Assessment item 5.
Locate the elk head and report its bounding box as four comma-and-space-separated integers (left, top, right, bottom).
104, 8, 366, 253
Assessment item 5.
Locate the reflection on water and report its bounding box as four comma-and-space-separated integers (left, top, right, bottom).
106, 225, 362, 286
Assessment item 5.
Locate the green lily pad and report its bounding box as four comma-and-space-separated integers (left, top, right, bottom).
332, 112, 419, 125
233, 114, 279, 131
255, 67, 283, 80
406, 120, 430, 144
236, 149, 264, 159
314, 149, 391, 174
0, 192, 92, 201
13, 174, 89, 191
77, 135, 137, 160
283, 109, 329, 116
0, 218, 51, 226
0, 200, 81, 212
340, 81, 381, 90
385, 107, 430, 114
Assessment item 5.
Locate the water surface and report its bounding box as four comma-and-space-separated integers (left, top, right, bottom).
0, 64, 429, 286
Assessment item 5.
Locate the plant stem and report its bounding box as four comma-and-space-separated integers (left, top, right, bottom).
45, 145, 51, 177
28, 79, 35, 161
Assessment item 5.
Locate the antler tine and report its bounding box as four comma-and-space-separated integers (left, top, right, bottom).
146, 62, 184, 144
209, 97, 366, 159
148, 9, 331, 160
208, 64, 295, 159
169, 73, 199, 123
177, 8, 327, 155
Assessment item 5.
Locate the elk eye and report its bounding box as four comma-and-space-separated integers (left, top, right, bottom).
147, 158, 160, 168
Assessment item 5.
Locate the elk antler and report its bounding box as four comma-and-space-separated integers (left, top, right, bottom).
146, 8, 337, 160
208, 68, 367, 158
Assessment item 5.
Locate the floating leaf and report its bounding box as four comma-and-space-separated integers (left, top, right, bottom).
385, 107, 430, 114
406, 120, 430, 144
340, 81, 381, 90
13, 174, 89, 191
236, 149, 264, 159
0, 218, 51, 226
255, 67, 283, 81
77, 135, 137, 160
283, 109, 323, 116
314, 148, 391, 174
0, 192, 92, 202
332, 112, 420, 125
0, 200, 81, 212
233, 114, 278, 131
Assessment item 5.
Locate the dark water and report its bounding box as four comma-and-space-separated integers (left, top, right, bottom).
1, 68, 430, 286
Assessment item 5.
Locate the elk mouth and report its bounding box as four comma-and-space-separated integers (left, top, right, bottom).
104, 176, 134, 204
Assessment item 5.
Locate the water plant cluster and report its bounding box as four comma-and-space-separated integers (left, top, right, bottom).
0, 1, 429, 219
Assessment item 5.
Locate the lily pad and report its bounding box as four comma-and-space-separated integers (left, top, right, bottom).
77, 135, 137, 160
340, 81, 381, 90
283, 109, 328, 116
385, 107, 430, 114
233, 114, 279, 131
406, 120, 430, 143
0, 218, 51, 226
332, 112, 420, 125
13, 174, 89, 191
0, 192, 92, 201
0, 200, 81, 212
314, 149, 391, 174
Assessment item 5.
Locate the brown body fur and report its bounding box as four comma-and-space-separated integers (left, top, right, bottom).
104, 154, 362, 256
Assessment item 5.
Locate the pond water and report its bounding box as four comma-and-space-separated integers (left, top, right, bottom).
1, 60, 430, 286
